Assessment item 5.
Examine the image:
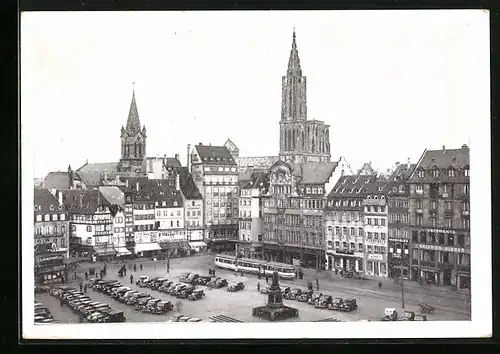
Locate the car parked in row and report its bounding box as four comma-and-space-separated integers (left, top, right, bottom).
227, 282, 245, 292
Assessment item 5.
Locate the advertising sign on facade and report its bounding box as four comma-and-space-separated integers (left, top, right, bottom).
367, 254, 384, 261
424, 228, 455, 235
353, 252, 365, 258
417, 244, 467, 253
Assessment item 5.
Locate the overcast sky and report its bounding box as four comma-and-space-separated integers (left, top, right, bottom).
21, 10, 488, 179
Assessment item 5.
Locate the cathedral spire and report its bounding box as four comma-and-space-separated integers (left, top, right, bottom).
125, 83, 141, 134
287, 28, 302, 76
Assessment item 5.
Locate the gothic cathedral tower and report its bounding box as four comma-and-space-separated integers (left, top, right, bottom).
279, 30, 331, 164
117, 86, 147, 173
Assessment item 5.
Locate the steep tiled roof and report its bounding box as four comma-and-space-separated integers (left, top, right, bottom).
134, 185, 184, 207
195, 145, 236, 165
77, 162, 118, 187
164, 158, 181, 168
416, 147, 469, 170
34, 188, 61, 213
177, 167, 202, 200
62, 189, 109, 215
236, 156, 279, 168
357, 162, 376, 176
327, 174, 378, 198
42, 171, 77, 190
290, 162, 338, 184
98, 186, 125, 206
390, 163, 416, 181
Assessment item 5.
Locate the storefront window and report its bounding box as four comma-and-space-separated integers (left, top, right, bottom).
380, 263, 387, 274
367, 261, 373, 271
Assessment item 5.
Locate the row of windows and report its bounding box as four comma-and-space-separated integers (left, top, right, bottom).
186, 220, 201, 227
135, 214, 155, 220
416, 167, 469, 178
239, 221, 252, 230
329, 212, 363, 223
35, 214, 66, 222
389, 200, 409, 208
330, 226, 364, 237
365, 232, 387, 241
240, 199, 252, 206
411, 231, 469, 247
204, 166, 237, 173
305, 186, 324, 194
35, 225, 67, 235
414, 216, 470, 229
186, 210, 202, 217
388, 213, 409, 223
415, 184, 469, 195
412, 249, 470, 265
365, 205, 387, 213
35, 237, 66, 247
415, 200, 470, 211
390, 228, 409, 238
156, 210, 182, 217
366, 217, 387, 226
205, 186, 238, 195
240, 210, 252, 218
263, 231, 324, 246
263, 198, 325, 210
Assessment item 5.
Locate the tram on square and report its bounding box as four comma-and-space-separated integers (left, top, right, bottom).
214, 254, 296, 279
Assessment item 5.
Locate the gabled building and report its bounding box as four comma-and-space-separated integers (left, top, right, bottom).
238, 171, 270, 259
224, 138, 239, 158
34, 188, 69, 284
407, 145, 470, 288
62, 189, 115, 260
261, 160, 339, 269
42, 165, 85, 190
98, 186, 130, 257
191, 143, 239, 251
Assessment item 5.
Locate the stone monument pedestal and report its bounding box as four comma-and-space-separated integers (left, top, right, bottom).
252, 271, 299, 321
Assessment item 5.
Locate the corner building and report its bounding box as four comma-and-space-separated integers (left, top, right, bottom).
408, 145, 470, 288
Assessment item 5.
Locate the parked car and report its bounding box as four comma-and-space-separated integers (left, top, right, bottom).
227, 282, 245, 292
328, 297, 344, 311
177, 285, 196, 298
144, 277, 160, 289
285, 288, 303, 300
308, 291, 323, 305
142, 298, 162, 313
339, 298, 357, 312
152, 301, 174, 314
214, 278, 228, 288
194, 276, 212, 286
297, 289, 313, 302
136, 276, 150, 287
187, 289, 206, 301
414, 314, 428, 321
166, 283, 183, 295
127, 293, 150, 306
86, 312, 107, 323
280, 286, 291, 296
159, 281, 174, 293
315, 295, 333, 308
401, 310, 415, 321
187, 317, 202, 322
178, 273, 190, 281
260, 285, 272, 294
167, 314, 184, 322
186, 273, 200, 284
206, 277, 222, 288
381, 308, 398, 321
171, 284, 189, 296
112, 287, 131, 300
135, 296, 154, 311
103, 311, 126, 323
151, 278, 169, 290
178, 316, 192, 322
120, 290, 139, 303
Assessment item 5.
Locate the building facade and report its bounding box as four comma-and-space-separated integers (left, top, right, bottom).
279, 31, 331, 164
34, 189, 70, 284
408, 145, 470, 288
261, 160, 338, 269
191, 144, 239, 251
117, 87, 147, 174
237, 171, 269, 259
62, 190, 115, 259
386, 163, 415, 279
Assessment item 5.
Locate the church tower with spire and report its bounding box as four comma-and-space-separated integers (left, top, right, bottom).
279, 30, 331, 164
117, 85, 147, 174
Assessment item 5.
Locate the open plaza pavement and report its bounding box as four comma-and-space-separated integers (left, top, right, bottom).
35, 253, 471, 323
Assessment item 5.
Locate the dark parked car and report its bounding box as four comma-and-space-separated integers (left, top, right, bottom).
171, 284, 188, 296
414, 314, 428, 321
315, 295, 333, 308
103, 311, 126, 323
285, 288, 303, 300
308, 291, 323, 305
194, 276, 212, 286
159, 281, 174, 293
339, 298, 358, 312
401, 310, 415, 321
297, 289, 313, 302
328, 297, 344, 311
152, 301, 174, 314
187, 289, 205, 301
177, 285, 196, 298
227, 282, 245, 292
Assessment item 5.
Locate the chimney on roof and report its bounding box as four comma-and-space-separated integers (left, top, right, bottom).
462, 144, 468, 149
395, 162, 400, 166
187, 144, 191, 173
176, 173, 180, 191
442, 145, 446, 152
199, 142, 202, 146
175, 153, 179, 161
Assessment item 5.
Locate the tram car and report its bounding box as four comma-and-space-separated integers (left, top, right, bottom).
213, 254, 296, 279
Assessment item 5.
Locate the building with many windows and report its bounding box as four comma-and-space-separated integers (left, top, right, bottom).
386, 162, 415, 279
34, 188, 69, 284
408, 145, 470, 288
190, 143, 239, 251
261, 160, 339, 269
237, 171, 270, 259
62, 189, 115, 259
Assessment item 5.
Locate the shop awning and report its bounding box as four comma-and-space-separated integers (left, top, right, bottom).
94, 246, 116, 256
159, 242, 188, 250
188, 241, 207, 249
135, 243, 162, 253
115, 247, 132, 256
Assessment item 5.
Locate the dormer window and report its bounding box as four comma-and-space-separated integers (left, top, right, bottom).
365, 179, 369, 184
367, 196, 371, 200
306, 187, 311, 193
417, 169, 425, 178
49, 205, 54, 211
374, 196, 378, 200
432, 169, 439, 178
357, 187, 363, 193
381, 196, 385, 200
378, 187, 383, 192
392, 187, 397, 192
162, 201, 166, 207
448, 169, 455, 177
173, 201, 178, 207
341, 188, 346, 194
464, 168, 469, 177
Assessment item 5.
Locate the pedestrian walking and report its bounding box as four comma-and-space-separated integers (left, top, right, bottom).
79, 283, 83, 292
84, 284, 87, 293
85, 272, 88, 280
316, 278, 319, 291
265, 275, 269, 284
140, 264, 143, 271
130, 274, 134, 284
60, 299, 64, 307
308, 281, 313, 291
124, 268, 127, 276
335, 268, 338, 275
240, 270, 243, 277
134, 264, 137, 272
257, 272, 261, 280
213, 269, 216, 277
257, 281, 260, 292
378, 281, 382, 290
